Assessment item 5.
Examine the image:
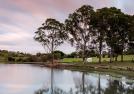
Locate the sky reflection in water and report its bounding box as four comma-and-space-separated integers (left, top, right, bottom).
0, 64, 133, 94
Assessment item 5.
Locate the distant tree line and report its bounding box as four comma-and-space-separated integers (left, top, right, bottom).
34, 5, 134, 64
0, 50, 31, 62
0, 50, 66, 63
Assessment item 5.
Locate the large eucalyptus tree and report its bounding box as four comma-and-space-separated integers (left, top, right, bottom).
34, 18, 66, 64
65, 5, 95, 63
94, 7, 128, 63
91, 8, 108, 63
102, 7, 123, 63
105, 8, 129, 62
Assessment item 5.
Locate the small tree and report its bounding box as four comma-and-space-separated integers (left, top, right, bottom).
65, 5, 95, 63
34, 18, 66, 64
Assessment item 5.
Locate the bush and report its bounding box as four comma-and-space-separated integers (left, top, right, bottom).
8, 56, 15, 61
132, 58, 134, 63
54, 53, 61, 60
102, 54, 106, 58
16, 58, 23, 62
26, 56, 38, 62
66, 52, 77, 58
54, 50, 65, 59
41, 55, 48, 62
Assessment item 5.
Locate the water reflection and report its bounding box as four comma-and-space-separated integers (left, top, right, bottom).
35, 68, 73, 94
34, 68, 134, 94
0, 64, 133, 94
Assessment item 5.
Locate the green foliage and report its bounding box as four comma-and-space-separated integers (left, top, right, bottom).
54, 50, 65, 59
54, 53, 61, 60
78, 50, 97, 57
66, 52, 78, 58
40, 55, 47, 62
34, 19, 66, 49
8, 56, 15, 62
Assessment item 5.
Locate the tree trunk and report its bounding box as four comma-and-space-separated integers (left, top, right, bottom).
51, 68, 54, 94
82, 44, 86, 64
114, 54, 118, 61
115, 56, 118, 61
82, 72, 85, 94
82, 53, 85, 64
121, 53, 123, 62
51, 50, 54, 65
109, 49, 112, 63
121, 42, 124, 62
98, 74, 101, 94
52, 34, 54, 65
99, 54, 102, 64
99, 39, 102, 64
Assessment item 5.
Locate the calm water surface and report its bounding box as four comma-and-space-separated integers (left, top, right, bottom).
0, 64, 133, 94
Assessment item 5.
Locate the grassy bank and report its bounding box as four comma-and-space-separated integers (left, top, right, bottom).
61, 55, 134, 78
48, 61, 134, 78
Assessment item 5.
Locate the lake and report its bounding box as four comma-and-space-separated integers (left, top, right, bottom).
0, 64, 133, 94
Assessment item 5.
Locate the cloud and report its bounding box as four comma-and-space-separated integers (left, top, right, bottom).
0, 0, 134, 54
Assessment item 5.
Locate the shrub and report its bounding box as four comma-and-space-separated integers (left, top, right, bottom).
132, 58, 134, 63
16, 58, 23, 62
8, 56, 15, 61
54, 53, 61, 60
41, 55, 48, 62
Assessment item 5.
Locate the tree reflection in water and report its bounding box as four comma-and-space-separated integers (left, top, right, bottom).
34, 68, 73, 94
104, 79, 134, 94
74, 72, 104, 94
34, 69, 134, 94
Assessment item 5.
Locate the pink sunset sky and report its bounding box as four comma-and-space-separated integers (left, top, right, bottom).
0, 0, 134, 54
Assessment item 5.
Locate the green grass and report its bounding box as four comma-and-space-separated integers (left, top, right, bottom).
92, 55, 134, 62
118, 55, 134, 61
62, 55, 134, 63
62, 58, 82, 63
